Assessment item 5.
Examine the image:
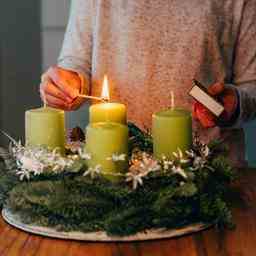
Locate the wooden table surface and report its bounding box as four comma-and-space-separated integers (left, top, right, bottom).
0, 169, 256, 256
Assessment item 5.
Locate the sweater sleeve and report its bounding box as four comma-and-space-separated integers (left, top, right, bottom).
58, 0, 93, 90
227, 0, 256, 128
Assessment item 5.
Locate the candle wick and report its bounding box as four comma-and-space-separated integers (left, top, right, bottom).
103, 97, 110, 103
171, 91, 175, 110
42, 92, 47, 108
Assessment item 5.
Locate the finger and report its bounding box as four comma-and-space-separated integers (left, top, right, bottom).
208, 82, 225, 96
195, 103, 216, 128
197, 111, 216, 128
41, 86, 83, 111
219, 89, 238, 122
47, 103, 71, 111
40, 90, 47, 105
223, 89, 238, 113
41, 73, 48, 83
48, 67, 80, 99
192, 102, 199, 120
69, 99, 85, 111
43, 80, 73, 103
45, 94, 69, 110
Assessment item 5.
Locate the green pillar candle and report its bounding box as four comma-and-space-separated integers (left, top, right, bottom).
89, 103, 127, 124
152, 108, 192, 160
25, 107, 65, 153
85, 122, 129, 181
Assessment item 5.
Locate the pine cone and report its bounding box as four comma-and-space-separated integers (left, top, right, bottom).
68, 127, 85, 142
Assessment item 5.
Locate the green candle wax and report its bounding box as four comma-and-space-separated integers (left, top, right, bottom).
152, 108, 192, 160
89, 103, 127, 124
25, 107, 65, 153
85, 122, 128, 181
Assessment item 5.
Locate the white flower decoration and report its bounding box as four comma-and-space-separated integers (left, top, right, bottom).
78, 148, 91, 160
187, 144, 212, 171
171, 165, 188, 179
163, 159, 174, 171
125, 172, 144, 190
106, 153, 126, 162
129, 153, 160, 176
12, 145, 77, 180
185, 150, 196, 158
83, 165, 102, 179
126, 152, 161, 190
16, 169, 31, 181
173, 148, 190, 164
18, 156, 44, 175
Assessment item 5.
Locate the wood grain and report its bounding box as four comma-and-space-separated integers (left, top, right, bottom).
0, 168, 255, 256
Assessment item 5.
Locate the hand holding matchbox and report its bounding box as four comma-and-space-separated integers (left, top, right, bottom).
190, 80, 239, 128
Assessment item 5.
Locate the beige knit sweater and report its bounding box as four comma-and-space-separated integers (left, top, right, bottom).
58, 0, 256, 167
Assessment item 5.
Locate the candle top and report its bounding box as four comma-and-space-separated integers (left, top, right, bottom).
154, 108, 191, 118
91, 102, 126, 109
27, 107, 64, 115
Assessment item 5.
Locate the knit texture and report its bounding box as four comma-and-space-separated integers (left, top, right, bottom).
58, 0, 256, 167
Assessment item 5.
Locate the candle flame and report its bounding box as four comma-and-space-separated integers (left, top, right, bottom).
101, 75, 110, 101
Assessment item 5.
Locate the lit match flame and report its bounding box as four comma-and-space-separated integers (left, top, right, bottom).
101, 75, 110, 101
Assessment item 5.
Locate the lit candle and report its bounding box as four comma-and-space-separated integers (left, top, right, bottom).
89, 76, 127, 124
85, 122, 129, 181
25, 107, 65, 153
152, 93, 192, 160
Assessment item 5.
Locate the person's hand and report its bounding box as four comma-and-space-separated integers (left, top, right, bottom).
40, 66, 87, 111
193, 82, 239, 128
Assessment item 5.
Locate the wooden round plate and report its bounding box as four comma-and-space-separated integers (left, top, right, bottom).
2, 208, 212, 242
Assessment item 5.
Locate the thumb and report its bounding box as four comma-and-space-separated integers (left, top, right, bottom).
207, 82, 225, 96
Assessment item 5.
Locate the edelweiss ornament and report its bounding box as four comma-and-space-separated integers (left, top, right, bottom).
83, 165, 102, 179
171, 165, 188, 179
78, 148, 91, 160
7, 139, 83, 180
125, 172, 144, 190
18, 156, 44, 175
172, 148, 190, 164
186, 141, 213, 171
126, 152, 160, 190
106, 153, 126, 162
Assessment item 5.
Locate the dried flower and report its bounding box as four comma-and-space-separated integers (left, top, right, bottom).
67, 127, 85, 142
